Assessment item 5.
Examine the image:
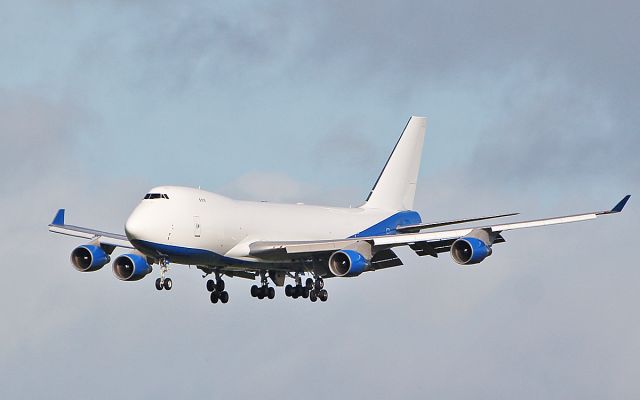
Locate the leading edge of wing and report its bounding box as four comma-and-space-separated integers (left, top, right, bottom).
48, 208, 133, 249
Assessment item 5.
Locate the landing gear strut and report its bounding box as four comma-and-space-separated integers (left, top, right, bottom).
155, 259, 172, 291
207, 272, 229, 304
285, 274, 328, 302
251, 271, 275, 300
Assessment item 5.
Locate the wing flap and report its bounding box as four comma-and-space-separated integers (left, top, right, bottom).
397, 212, 518, 233
370, 249, 403, 269
249, 239, 361, 258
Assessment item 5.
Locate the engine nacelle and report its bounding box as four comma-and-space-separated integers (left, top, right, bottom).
451, 237, 493, 265
328, 250, 369, 277
70, 245, 110, 272
112, 254, 152, 281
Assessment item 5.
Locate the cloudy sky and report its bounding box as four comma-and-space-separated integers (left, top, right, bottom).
1, 1, 638, 398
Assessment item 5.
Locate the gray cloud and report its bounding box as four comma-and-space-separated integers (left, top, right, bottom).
312, 123, 382, 169
219, 171, 312, 202
0, 91, 81, 181
470, 77, 639, 187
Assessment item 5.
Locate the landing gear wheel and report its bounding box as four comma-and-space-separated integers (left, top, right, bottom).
163, 278, 173, 290
155, 278, 163, 290
206, 279, 216, 292
309, 290, 318, 302
285, 284, 293, 297
210, 291, 219, 303
302, 288, 309, 299
305, 278, 314, 290
251, 285, 259, 297
267, 287, 275, 299
216, 280, 225, 292
319, 289, 328, 302
219, 291, 229, 303
257, 288, 265, 299
314, 278, 324, 291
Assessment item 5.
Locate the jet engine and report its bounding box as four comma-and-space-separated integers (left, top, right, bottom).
70, 245, 110, 272
112, 254, 153, 281
450, 237, 493, 265
328, 250, 369, 277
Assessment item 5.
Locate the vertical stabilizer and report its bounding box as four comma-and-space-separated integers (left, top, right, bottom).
362, 116, 426, 210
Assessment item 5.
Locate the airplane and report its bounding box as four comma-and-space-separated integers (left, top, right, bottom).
48, 116, 630, 304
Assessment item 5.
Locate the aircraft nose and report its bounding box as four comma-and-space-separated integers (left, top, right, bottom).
124, 210, 144, 241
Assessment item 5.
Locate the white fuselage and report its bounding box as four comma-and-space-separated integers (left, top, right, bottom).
124, 186, 404, 266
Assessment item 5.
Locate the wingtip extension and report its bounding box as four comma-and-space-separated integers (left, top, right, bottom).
51, 209, 65, 226
611, 195, 631, 213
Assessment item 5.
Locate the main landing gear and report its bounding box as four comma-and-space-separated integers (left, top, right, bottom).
155, 259, 173, 291
207, 273, 229, 304
251, 271, 275, 300
285, 274, 328, 302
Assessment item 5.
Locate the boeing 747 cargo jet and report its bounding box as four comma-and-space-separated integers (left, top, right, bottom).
49, 117, 630, 304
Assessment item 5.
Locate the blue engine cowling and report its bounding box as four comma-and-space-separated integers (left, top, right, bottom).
112, 254, 153, 281
328, 250, 369, 277
450, 237, 493, 265
70, 245, 110, 272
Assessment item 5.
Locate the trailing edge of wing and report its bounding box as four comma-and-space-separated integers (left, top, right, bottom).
48, 209, 133, 249
396, 212, 519, 233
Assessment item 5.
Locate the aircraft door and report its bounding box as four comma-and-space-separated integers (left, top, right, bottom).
194, 216, 201, 237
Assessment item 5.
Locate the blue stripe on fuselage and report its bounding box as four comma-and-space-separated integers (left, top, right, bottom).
350, 210, 422, 237
130, 239, 255, 266
131, 210, 421, 265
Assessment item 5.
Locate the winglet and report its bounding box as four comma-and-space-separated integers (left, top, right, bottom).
610, 195, 631, 213
51, 209, 65, 226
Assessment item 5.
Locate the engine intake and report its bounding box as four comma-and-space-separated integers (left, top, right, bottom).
113, 254, 152, 281
328, 250, 369, 277
450, 237, 492, 265
70, 245, 110, 272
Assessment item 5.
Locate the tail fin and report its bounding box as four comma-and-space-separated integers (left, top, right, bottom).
361, 116, 427, 210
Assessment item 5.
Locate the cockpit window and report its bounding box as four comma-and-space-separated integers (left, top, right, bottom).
144, 193, 169, 200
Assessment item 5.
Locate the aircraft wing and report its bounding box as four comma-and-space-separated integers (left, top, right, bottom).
249, 196, 630, 259
48, 209, 134, 249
